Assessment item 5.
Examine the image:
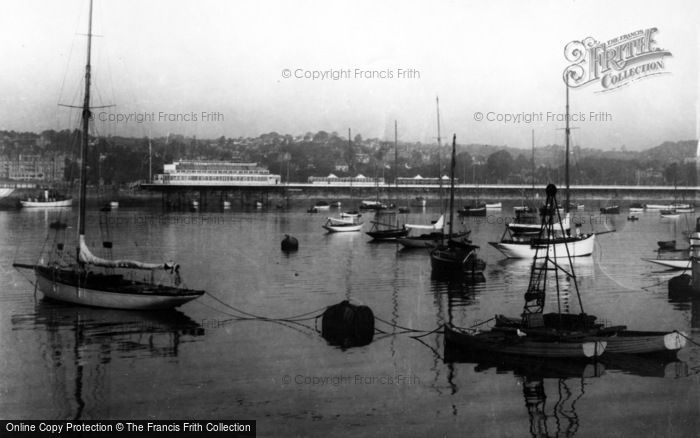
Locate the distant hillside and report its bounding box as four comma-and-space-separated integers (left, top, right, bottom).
459, 140, 698, 167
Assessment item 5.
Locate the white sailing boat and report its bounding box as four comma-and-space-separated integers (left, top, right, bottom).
20, 189, 73, 207
490, 86, 597, 259
13, 0, 204, 310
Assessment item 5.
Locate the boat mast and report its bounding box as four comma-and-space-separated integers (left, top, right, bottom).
531, 129, 535, 194
77, 0, 93, 262
436, 97, 443, 211
148, 137, 153, 183
394, 120, 399, 219
448, 134, 456, 240
565, 85, 570, 213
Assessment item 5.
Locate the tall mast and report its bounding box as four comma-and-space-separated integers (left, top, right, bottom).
565, 85, 570, 213
436, 97, 443, 210
394, 120, 398, 189
78, 0, 93, 245
531, 129, 535, 194
348, 127, 352, 176
448, 134, 456, 240
148, 137, 153, 182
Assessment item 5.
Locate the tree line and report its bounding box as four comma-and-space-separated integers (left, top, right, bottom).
1, 129, 696, 186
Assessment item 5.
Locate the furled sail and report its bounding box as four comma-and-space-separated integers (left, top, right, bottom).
79, 236, 176, 271
405, 215, 444, 231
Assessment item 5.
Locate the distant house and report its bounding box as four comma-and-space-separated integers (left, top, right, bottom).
355, 153, 370, 164
308, 173, 384, 186
334, 163, 349, 172
0, 154, 65, 181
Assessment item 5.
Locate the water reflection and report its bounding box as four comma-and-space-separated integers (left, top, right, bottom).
11, 301, 203, 419
444, 346, 687, 437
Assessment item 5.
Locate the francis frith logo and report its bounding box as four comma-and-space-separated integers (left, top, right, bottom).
563, 28, 672, 92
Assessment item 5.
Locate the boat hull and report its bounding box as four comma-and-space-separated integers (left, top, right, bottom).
645, 258, 691, 270
397, 231, 470, 249
21, 198, 73, 208
366, 228, 409, 240
323, 223, 363, 232
35, 269, 204, 310
595, 331, 686, 354
600, 206, 620, 214
457, 207, 486, 217
444, 324, 606, 358
490, 234, 595, 259
0, 187, 14, 199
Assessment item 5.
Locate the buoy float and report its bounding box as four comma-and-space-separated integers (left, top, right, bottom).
321, 300, 374, 347
281, 234, 299, 252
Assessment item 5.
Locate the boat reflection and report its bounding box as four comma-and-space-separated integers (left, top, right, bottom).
11, 301, 204, 419
444, 345, 687, 437
667, 293, 700, 330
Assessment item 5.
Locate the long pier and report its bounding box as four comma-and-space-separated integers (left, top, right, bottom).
140, 183, 700, 209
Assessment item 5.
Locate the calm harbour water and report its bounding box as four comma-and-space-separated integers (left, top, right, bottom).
1, 201, 699, 437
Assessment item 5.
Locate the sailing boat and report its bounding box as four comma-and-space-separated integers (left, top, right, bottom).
366, 121, 408, 240
430, 135, 485, 279
448, 184, 686, 357
13, 0, 204, 310
20, 188, 73, 208
490, 87, 596, 259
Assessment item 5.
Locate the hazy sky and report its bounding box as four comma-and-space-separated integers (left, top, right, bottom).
0, 0, 698, 150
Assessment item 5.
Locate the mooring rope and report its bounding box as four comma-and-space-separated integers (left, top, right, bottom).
194, 298, 318, 336
204, 291, 327, 322
373, 315, 429, 333
674, 330, 700, 348
410, 325, 443, 339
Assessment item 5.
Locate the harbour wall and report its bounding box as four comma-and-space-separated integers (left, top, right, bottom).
140, 184, 700, 209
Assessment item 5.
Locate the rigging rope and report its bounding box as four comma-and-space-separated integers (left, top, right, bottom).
674, 330, 700, 348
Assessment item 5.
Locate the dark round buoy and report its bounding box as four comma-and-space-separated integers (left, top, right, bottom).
321, 300, 375, 348
281, 234, 299, 252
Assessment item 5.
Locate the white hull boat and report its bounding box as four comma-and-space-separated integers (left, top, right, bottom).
508, 212, 570, 235
646, 203, 691, 210
490, 234, 596, 259
13, 1, 205, 311
644, 258, 691, 270
21, 198, 73, 208
0, 187, 14, 199
35, 270, 202, 310
323, 217, 363, 232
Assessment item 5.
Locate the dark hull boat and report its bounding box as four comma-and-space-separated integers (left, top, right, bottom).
430, 241, 485, 272
398, 230, 470, 249
457, 205, 486, 217
366, 211, 408, 241
366, 228, 409, 240
657, 240, 677, 251
446, 183, 687, 358
444, 323, 605, 359
600, 205, 620, 214
494, 314, 686, 355
430, 135, 485, 280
